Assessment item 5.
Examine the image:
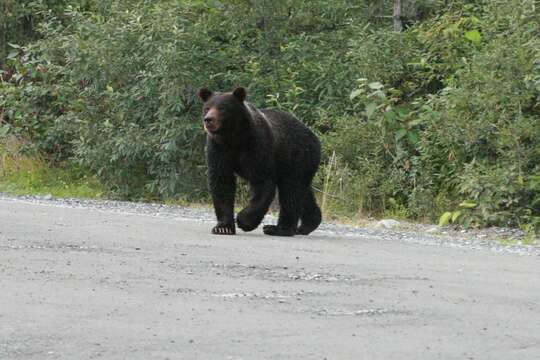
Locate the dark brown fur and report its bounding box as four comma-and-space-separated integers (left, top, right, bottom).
197, 87, 321, 236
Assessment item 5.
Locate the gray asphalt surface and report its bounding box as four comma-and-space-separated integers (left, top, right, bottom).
1, 198, 539, 359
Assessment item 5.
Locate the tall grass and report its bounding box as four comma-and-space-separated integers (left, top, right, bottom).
0, 137, 104, 198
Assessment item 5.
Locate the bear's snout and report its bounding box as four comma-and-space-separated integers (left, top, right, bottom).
203, 107, 220, 133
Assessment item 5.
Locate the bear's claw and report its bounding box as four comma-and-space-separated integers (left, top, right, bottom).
212, 224, 236, 235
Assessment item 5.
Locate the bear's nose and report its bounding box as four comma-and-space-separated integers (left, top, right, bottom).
204, 116, 214, 123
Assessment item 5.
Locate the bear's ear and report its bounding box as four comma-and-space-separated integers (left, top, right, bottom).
197, 88, 213, 102
232, 87, 247, 102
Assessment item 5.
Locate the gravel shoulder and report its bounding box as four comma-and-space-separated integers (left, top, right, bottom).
1, 194, 539, 359
2, 193, 538, 256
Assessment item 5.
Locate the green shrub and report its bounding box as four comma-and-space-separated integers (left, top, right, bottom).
414, 1, 540, 227
317, 0, 539, 230
1, 0, 365, 199
1, 0, 538, 231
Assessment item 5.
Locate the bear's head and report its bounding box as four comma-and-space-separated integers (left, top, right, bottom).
197, 87, 248, 138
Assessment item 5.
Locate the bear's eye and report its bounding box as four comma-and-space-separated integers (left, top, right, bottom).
203, 107, 209, 114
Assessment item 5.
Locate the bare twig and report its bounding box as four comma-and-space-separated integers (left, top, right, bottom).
393, 0, 403, 32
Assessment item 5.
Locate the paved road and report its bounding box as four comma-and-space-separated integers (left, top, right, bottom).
1, 199, 539, 359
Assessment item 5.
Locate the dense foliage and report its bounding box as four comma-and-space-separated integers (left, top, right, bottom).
1, 0, 539, 230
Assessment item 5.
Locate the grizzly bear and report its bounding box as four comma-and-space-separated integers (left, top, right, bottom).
197, 86, 321, 236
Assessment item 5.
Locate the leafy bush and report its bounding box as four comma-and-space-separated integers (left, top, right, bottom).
415, 1, 540, 228
1, 0, 538, 231
2, 0, 368, 200
317, 0, 540, 230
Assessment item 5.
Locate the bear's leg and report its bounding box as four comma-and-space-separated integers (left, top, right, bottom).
208, 164, 236, 235
212, 196, 236, 235
236, 180, 275, 232
296, 187, 322, 235
263, 181, 304, 237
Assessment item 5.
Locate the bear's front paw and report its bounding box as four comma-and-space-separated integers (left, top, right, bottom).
236, 209, 262, 232
263, 225, 295, 237
212, 223, 236, 235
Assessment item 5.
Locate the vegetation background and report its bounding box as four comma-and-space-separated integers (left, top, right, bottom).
1, 0, 539, 231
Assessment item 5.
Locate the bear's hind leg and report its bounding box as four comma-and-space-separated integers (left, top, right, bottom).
296, 187, 321, 235
263, 181, 304, 237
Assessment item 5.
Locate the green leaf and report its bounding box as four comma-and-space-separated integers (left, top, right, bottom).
407, 131, 418, 144
470, 16, 481, 25
395, 128, 407, 140
350, 89, 364, 100
439, 212, 452, 226
365, 103, 377, 118
384, 110, 396, 124
0, 125, 9, 137
368, 82, 383, 90
464, 30, 481, 45
459, 200, 478, 209
451, 210, 462, 223
395, 106, 411, 117
373, 90, 386, 100
408, 118, 422, 127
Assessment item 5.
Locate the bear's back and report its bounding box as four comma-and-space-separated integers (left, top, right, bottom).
260, 109, 318, 148
260, 108, 320, 176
